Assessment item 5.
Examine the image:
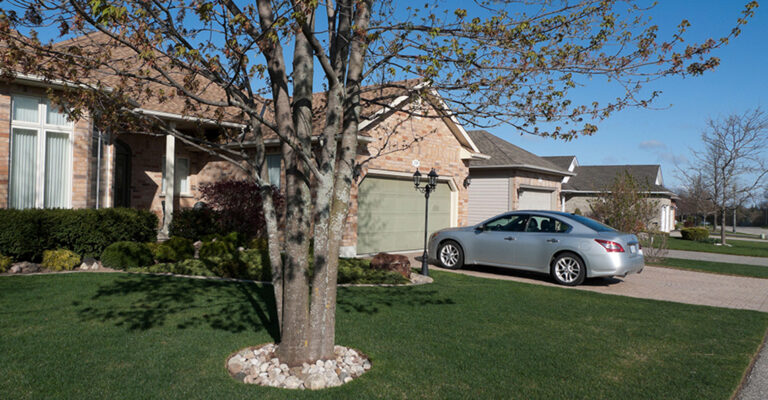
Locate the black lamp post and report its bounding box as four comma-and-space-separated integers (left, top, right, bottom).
413, 168, 438, 276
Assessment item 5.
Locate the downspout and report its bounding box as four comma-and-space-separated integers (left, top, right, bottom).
95, 128, 102, 209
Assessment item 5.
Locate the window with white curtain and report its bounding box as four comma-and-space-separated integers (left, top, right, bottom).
161, 156, 190, 195
266, 154, 281, 188
9, 95, 73, 209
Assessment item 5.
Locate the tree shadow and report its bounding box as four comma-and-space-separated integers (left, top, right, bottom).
75, 275, 280, 341
336, 285, 455, 315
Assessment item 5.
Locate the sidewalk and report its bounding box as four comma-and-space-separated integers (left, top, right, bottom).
666, 249, 768, 267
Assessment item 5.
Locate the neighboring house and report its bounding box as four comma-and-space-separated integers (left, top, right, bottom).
552, 162, 678, 232
1, 33, 487, 257
465, 130, 573, 224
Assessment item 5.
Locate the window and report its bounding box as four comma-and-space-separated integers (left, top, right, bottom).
484, 214, 528, 232
161, 157, 190, 195
266, 154, 281, 188
568, 214, 616, 232
9, 95, 73, 209
526, 216, 572, 233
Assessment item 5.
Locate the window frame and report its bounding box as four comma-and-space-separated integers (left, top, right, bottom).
161, 156, 191, 196
8, 95, 74, 209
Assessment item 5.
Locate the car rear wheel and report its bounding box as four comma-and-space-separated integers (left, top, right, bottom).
437, 240, 463, 270
551, 252, 586, 286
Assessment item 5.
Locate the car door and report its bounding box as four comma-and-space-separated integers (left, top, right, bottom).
472, 214, 529, 266
514, 215, 573, 272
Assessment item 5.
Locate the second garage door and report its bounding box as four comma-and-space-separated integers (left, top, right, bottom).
357, 176, 451, 254
518, 189, 554, 210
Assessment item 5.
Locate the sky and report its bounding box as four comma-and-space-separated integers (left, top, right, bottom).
484, 1, 768, 191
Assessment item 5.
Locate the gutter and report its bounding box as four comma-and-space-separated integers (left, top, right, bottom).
470, 164, 576, 177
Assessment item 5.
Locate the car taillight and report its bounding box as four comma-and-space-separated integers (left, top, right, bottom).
595, 239, 625, 253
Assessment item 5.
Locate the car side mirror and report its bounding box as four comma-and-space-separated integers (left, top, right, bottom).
475, 224, 485, 232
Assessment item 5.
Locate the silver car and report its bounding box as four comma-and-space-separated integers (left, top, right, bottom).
427, 211, 644, 286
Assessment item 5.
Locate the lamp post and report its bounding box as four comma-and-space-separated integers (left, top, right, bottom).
413, 168, 438, 276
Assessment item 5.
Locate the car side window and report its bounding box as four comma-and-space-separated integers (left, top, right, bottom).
527, 216, 572, 233
485, 215, 528, 232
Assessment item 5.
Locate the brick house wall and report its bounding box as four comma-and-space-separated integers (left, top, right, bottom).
340, 103, 473, 252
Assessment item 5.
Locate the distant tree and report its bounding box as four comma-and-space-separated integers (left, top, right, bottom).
686, 108, 768, 245
676, 172, 716, 227
590, 172, 659, 234
589, 172, 667, 261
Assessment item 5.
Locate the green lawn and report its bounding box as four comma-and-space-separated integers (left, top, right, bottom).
667, 237, 768, 258
1, 272, 766, 399
650, 257, 768, 279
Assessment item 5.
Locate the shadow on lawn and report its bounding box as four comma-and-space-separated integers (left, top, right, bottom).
336, 286, 455, 315
75, 275, 280, 340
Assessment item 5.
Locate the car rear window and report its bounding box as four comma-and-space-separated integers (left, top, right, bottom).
567, 214, 616, 232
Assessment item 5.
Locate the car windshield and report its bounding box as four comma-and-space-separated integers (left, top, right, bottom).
567, 214, 616, 232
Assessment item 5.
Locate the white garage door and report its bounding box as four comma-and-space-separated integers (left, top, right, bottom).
468, 178, 509, 225
518, 190, 554, 210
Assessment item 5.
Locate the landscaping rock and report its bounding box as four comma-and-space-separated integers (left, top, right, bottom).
410, 273, 434, 285
226, 343, 371, 390
305, 373, 326, 390
79, 257, 100, 271
370, 252, 411, 279
10, 262, 42, 274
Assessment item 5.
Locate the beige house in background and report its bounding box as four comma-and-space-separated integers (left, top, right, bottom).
544, 156, 678, 232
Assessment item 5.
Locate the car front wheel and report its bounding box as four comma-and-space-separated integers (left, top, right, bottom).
551, 252, 586, 286
437, 240, 464, 270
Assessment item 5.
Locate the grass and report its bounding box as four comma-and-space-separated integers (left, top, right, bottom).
1, 272, 767, 399
667, 237, 768, 258
650, 257, 768, 279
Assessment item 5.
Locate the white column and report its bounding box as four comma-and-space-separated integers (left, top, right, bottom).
161, 131, 175, 236
659, 205, 666, 232
561, 194, 565, 212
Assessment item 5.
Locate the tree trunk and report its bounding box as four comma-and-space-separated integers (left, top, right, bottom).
720, 208, 727, 245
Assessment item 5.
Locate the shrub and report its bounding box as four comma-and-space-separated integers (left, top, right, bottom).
150, 237, 195, 263
101, 241, 154, 270
41, 249, 81, 271
0, 208, 157, 262
198, 180, 284, 240
0, 254, 12, 273
240, 249, 272, 281
129, 259, 216, 277
199, 239, 240, 277
680, 227, 710, 241
338, 258, 408, 285
638, 230, 669, 263
247, 237, 269, 251
169, 208, 218, 241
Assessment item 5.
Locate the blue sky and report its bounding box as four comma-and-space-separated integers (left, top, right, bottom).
485, 1, 768, 190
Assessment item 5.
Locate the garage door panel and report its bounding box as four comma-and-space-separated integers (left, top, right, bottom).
358, 177, 451, 254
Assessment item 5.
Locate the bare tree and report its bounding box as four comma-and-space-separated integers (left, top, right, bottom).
688, 108, 768, 245
0, 0, 757, 366
676, 171, 716, 227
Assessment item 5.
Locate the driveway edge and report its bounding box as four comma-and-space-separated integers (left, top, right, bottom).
734, 326, 768, 400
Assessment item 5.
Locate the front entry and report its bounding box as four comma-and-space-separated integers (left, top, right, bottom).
113, 139, 132, 208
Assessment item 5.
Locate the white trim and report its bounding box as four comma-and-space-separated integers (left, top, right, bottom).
133, 108, 246, 129
471, 164, 576, 177
426, 88, 481, 153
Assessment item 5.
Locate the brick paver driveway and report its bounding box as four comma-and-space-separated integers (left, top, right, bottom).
407, 254, 768, 313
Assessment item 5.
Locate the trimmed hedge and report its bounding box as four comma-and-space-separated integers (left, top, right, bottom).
41, 249, 81, 271
0, 208, 157, 262
101, 241, 154, 270
680, 227, 710, 241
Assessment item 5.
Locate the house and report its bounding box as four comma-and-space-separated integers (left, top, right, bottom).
0, 33, 487, 257
546, 160, 678, 232
465, 130, 573, 224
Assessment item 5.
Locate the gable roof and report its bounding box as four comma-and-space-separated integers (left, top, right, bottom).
562, 164, 675, 194
541, 156, 577, 172
467, 130, 573, 176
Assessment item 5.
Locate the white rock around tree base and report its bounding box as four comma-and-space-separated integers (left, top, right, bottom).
227, 343, 371, 390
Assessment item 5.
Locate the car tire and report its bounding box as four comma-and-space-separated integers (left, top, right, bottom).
437, 240, 464, 270
550, 252, 586, 286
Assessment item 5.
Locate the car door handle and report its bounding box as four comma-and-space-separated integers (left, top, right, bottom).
504, 236, 516, 241
546, 238, 559, 243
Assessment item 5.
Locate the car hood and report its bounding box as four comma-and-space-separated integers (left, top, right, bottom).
437, 226, 476, 233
